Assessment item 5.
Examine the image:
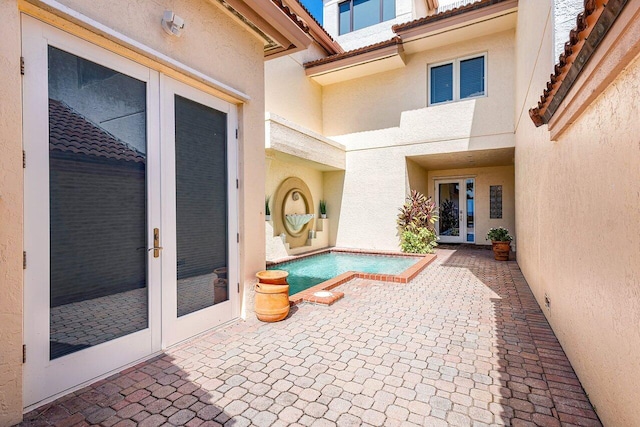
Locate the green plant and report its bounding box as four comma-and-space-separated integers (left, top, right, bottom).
486, 227, 513, 242
265, 196, 271, 216
319, 200, 327, 215
397, 190, 439, 233
400, 228, 438, 254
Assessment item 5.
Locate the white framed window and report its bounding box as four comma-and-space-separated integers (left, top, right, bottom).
428, 53, 487, 106
339, 0, 396, 35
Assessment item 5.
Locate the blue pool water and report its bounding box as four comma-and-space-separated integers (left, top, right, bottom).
268, 252, 420, 295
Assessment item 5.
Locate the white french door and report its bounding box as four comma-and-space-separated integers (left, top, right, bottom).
160, 76, 239, 347
22, 16, 237, 408
435, 178, 475, 244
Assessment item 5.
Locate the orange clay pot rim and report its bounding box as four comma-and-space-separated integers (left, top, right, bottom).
255, 270, 289, 279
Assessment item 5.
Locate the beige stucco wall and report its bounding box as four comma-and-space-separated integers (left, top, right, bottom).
426, 166, 515, 247
265, 44, 326, 134
515, 1, 640, 425
0, 1, 24, 424
322, 30, 516, 142
0, 0, 266, 420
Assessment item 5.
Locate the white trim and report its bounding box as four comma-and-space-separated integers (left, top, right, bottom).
428, 52, 488, 106
22, 0, 251, 103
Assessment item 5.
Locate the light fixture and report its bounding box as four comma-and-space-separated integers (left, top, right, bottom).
162, 10, 185, 37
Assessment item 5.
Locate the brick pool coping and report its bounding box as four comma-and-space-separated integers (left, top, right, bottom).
266, 248, 437, 306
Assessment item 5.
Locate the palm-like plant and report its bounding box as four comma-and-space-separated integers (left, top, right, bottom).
397, 190, 438, 233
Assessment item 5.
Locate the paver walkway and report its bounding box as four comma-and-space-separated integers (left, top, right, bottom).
19, 248, 602, 427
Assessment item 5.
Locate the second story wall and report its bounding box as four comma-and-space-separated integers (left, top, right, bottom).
265, 43, 327, 134
321, 29, 516, 149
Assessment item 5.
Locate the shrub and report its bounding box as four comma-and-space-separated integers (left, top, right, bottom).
265, 196, 271, 216
400, 228, 438, 254
319, 200, 327, 215
397, 190, 438, 233
486, 227, 513, 242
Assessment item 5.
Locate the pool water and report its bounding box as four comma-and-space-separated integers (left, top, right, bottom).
268, 252, 420, 295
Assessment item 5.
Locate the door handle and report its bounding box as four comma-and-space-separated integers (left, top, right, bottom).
149, 228, 162, 258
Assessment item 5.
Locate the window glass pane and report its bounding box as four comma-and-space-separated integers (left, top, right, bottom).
339, 1, 351, 35
175, 95, 229, 317
438, 183, 460, 236
460, 56, 485, 99
48, 46, 148, 360
383, 0, 396, 21
430, 63, 453, 104
466, 179, 475, 242
353, 0, 380, 31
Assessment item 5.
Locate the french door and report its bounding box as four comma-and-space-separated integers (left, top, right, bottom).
435, 178, 475, 244
22, 16, 238, 408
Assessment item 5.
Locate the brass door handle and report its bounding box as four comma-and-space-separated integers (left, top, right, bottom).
150, 228, 162, 258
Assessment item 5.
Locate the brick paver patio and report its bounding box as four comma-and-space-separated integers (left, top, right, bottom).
19, 248, 602, 427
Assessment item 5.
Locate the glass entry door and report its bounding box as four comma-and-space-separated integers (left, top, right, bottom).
435, 179, 475, 244
160, 76, 238, 347
22, 16, 162, 407
22, 17, 238, 408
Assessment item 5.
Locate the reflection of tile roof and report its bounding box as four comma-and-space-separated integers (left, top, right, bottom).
392, 0, 511, 32
304, 37, 402, 69
49, 99, 145, 164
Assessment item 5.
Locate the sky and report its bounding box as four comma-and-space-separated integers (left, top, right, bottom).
300, 0, 323, 25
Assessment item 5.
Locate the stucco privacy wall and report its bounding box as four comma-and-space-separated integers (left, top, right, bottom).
265, 44, 326, 134
426, 166, 515, 247
0, 2, 23, 424
515, 1, 640, 425
0, 0, 265, 420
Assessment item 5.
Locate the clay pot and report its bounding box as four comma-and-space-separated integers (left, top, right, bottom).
255, 270, 290, 322
491, 241, 511, 261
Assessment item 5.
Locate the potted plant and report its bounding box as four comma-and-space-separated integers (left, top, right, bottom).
486, 227, 513, 261
319, 200, 327, 219
265, 196, 271, 221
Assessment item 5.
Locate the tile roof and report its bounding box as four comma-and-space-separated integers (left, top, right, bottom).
289, 0, 339, 46
271, 0, 310, 34
303, 37, 402, 69
529, 0, 620, 127
392, 0, 512, 33
49, 99, 146, 164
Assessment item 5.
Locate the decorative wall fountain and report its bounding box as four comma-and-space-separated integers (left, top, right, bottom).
273, 177, 315, 248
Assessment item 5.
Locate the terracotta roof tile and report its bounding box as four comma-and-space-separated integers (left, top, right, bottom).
271, 0, 310, 35
392, 0, 512, 33
289, 0, 339, 45
49, 98, 146, 164
529, 0, 613, 127
303, 37, 402, 69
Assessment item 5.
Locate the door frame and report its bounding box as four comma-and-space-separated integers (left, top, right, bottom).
434, 178, 475, 244
159, 75, 240, 347
22, 15, 162, 408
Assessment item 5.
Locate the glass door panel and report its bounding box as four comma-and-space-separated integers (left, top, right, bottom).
466, 179, 475, 243
23, 16, 161, 408
48, 46, 149, 359
438, 182, 462, 242
161, 76, 238, 347
175, 95, 229, 317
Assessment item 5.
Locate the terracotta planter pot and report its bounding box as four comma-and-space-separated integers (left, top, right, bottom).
254, 283, 290, 322
255, 270, 290, 322
491, 241, 511, 261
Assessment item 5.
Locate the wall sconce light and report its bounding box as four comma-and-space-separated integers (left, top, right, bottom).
162, 10, 185, 37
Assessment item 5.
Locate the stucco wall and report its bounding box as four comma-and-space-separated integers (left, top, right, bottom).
322, 30, 516, 141
265, 44, 326, 134
1, 0, 266, 420
515, 1, 640, 425
0, 1, 24, 424
426, 166, 515, 247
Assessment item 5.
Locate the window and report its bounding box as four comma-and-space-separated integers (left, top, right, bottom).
429, 54, 486, 105
339, 0, 396, 35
